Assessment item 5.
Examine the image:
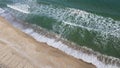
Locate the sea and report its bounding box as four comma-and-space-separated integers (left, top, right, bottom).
0, 0, 120, 68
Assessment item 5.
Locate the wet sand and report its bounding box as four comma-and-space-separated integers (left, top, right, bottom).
0, 17, 95, 68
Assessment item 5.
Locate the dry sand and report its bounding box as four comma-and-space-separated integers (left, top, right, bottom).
0, 17, 96, 68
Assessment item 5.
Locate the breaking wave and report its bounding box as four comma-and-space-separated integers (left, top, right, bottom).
1, 0, 120, 68
1, 9, 120, 68
29, 4, 120, 38
7, 3, 30, 14
10, 3, 120, 59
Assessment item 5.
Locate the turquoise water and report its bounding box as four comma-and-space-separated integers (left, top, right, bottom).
0, 0, 120, 59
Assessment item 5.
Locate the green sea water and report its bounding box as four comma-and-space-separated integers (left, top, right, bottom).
0, 0, 120, 59
37, 0, 120, 20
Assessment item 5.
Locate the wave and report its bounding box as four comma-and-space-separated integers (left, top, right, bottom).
7, 3, 30, 14
1, 10, 120, 68
5, 2, 120, 59
1, 0, 120, 67
7, 2, 120, 37
6, 2, 120, 39
36, 0, 120, 20
29, 4, 120, 38
23, 28, 120, 68
0, 8, 5, 14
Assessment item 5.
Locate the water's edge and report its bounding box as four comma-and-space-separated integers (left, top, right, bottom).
1, 10, 120, 68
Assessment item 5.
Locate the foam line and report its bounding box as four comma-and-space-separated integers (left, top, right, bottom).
1, 5, 120, 68
30, 4, 120, 38
7, 3, 30, 14
22, 28, 120, 68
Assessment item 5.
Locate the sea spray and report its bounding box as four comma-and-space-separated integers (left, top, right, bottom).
1, 11, 120, 68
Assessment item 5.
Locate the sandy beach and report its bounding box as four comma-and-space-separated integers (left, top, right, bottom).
0, 16, 95, 68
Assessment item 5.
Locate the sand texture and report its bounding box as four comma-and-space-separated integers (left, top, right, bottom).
0, 17, 95, 68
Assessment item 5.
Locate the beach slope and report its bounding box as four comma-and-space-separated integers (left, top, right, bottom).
0, 17, 95, 68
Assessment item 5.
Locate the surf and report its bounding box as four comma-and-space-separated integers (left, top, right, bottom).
5, 1, 120, 59
0, 9, 120, 68
7, 3, 30, 14
1, 0, 120, 68
0, 8, 5, 14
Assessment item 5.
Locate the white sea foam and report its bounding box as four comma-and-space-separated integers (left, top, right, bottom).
0, 8, 5, 14
7, 3, 30, 14
30, 4, 120, 38
22, 28, 119, 68
1, 5, 120, 68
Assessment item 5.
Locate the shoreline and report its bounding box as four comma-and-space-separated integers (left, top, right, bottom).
19, 21, 120, 68
0, 8, 120, 68
0, 16, 95, 68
